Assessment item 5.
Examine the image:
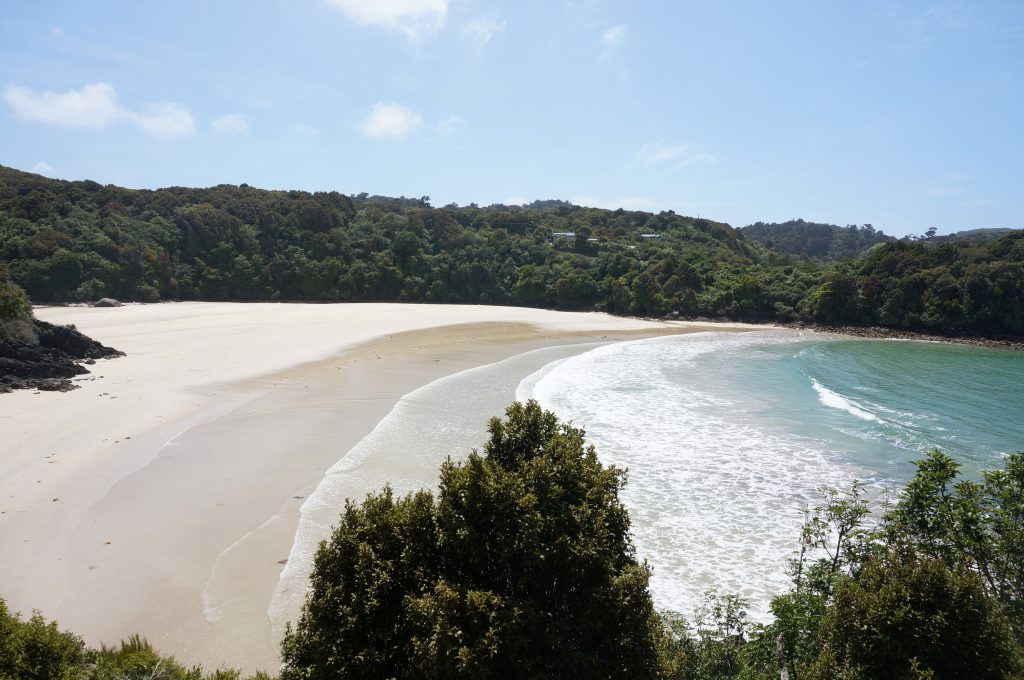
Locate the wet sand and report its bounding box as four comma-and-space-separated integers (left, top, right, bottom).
0, 302, 760, 672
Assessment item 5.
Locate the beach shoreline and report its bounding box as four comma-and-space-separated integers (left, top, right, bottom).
0, 302, 769, 673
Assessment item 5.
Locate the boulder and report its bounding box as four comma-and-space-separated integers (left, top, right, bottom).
1, 321, 123, 393
94, 298, 122, 307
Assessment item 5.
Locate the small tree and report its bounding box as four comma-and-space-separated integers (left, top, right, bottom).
810, 550, 1020, 680
281, 401, 666, 679
0, 598, 85, 680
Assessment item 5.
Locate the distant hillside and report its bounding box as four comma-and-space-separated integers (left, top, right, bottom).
741, 219, 895, 260
928, 227, 1015, 245
2, 166, 1023, 339
0, 165, 759, 317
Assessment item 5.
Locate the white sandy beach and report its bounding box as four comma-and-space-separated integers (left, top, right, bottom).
0, 302, 761, 672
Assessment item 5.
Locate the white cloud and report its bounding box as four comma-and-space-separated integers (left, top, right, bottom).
3, 82, 195, 138
437, 114, 464, 133
4, 82, 123, 128
325, 0, 448, 42
601, 24, 627, 50
212, 113, 249, 134
361, 102, 422, 139
465, 17, 505, 51
30, 161, 54, 176
128, 101, 195, 138
50, 26, 63, 35
635, 140, 716, 170
600, 23, 628, 60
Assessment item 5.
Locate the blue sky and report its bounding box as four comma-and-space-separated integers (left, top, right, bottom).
1, 1, 1021, 236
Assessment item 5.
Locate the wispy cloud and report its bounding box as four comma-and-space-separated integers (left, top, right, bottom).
324, 0, 448, 42
29, 161, 54, 176
598, 24, 622, 49
635, 141, 716, 170
896, 0, 1017, 52
503, 196, 529, 206
601, 24, 627, 52
361, 102, 423, 139
3, 82, 195, 138
464, 17, 505, 52
212, 113, 248, 134
437, 114, 464, 134
132, 102, 194, 137
903, 1, 962, 50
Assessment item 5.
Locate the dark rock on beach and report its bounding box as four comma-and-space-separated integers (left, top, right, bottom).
0, 320, 123, 393
785, 321, 1024, 351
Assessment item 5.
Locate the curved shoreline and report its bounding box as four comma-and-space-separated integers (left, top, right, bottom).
0, 302, 762, 673
266, 340, 618, 647
772, 320, 1024, 351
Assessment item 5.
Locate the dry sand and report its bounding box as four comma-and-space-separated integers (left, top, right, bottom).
0, 302, 760, 672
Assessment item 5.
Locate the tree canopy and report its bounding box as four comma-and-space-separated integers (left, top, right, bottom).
3, 165, 1022, 338
2, 403, 1022, 678
741, 220, 894, 261
280, 401, 666, 679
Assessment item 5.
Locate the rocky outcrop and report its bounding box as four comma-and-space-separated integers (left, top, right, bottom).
94, 298, 122, 307
0, 320, 123, 393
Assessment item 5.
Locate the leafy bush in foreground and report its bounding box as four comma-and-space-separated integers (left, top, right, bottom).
3, 401, 1022, 679
0, 600, 270, 680
281, 400, 666, 679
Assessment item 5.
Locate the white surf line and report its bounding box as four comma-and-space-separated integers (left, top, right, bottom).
201, 512, 284, 623
266, 341, 614, 640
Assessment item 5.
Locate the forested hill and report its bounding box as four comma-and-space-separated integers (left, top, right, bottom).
741, 219, 895, 260
928, 227, 1015, 245
1, 165, 1023, 339
0, 165, 758, 311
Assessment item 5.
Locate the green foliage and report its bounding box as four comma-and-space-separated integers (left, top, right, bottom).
0, 166, 752, 316
0, 598, 85, 680
2, 422, 1023, 678
741, 220, 894, 261
885, 450, 1024, 643
2, 165, 1022, 337
810, 551, 1020, 680
0, 269, 36, 342
0, 598, 272, 680
762, 453, 1024, 680
857, 236, 1024, 335
657, 594, 786, 680
281, 400, 666, 679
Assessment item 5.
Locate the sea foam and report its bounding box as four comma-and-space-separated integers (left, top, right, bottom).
810, 377, 880, 422
268, 342, 609, 641
519, 331, 867, 620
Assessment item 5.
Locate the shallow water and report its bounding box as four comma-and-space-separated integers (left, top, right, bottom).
518, 330, 1024, 618
269, 342, 609, 640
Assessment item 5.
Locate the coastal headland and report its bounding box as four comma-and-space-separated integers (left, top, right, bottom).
0, 302, 767, 672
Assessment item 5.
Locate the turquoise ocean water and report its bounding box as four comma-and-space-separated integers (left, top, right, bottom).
516, 331, 1024, 618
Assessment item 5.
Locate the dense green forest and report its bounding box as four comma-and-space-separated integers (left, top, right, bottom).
740, 219, 895, 261
0, 264, 34, 342
4, 402, 1023, 679
929, 227, 1016, 245
1, 165, 1022, 338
